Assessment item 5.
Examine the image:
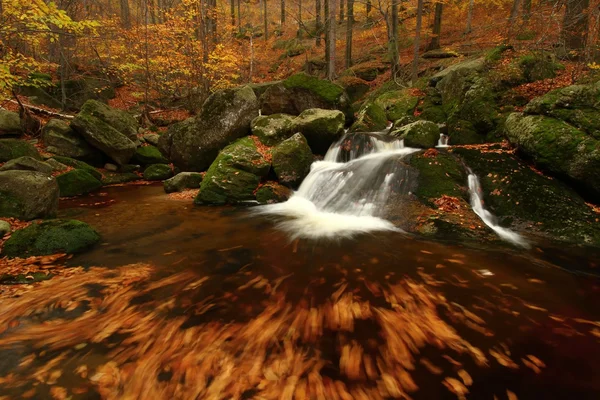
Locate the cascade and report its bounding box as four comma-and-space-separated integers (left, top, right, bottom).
437, 134, 449, 148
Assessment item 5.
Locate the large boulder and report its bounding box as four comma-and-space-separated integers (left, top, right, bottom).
0, 139, 40, 162
0, 156, 53, 174
0, 110, 22, 136
56, 169, 103, 197
164, 172, 203, 193
374, 89, 420, 121
50, 156, 102, 180
79, 100, 139, 143
71, 103, 137, 166
272, 133, 313, 187
0, 170, 59, 220
260, 73, 352, 121
133, 145, 168, 165
195, 137, 270, 205
294, 109, 345, 154
1, 219, 100, 258
143, 164, 173, 181
342, 61, 388, 82
505, 112, 600, 199
391, 121, 440, 148
159, 86, 259, 171
350, 102, 388, 132
41, 119, 100, 162
251, 114, 296, 146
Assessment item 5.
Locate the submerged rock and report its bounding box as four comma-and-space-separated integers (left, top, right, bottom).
195, 137, 270, 205
0, 156, 53, 174
0, 170, 59, 220
159, 85, 259, 171
42, 119, 99, 161
0, 110, 22, 136
1, 219, 100, 258
0, 139, 40, 162
164, 172, 203, 193
272, 133, 313, 188
256, 182, 292, 204
391, 121, 440, 148
143, 164, 173, 181
56, 169, 103, 197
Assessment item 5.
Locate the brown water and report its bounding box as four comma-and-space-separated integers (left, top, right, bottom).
0, 185, 599, 399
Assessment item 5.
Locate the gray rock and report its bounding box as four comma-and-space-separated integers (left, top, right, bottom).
0, 156, 53, 174
293, 109, 345, 154
272, 133, 313, 187
45, 158, 69, 172
0, 110, 22, 136
163, 172, 203, 193
0, 170, 59, 220
251, 114, 295, 146
104, 163, 119, 172
143, 133, 160, 146
78, 100, 139, 143
42, 119, 99, 161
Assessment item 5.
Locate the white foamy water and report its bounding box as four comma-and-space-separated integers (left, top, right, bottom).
437, 133, 449, 148
257, 133, 418, 239
467, 173, 529, 248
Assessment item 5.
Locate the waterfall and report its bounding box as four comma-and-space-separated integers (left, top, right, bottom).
257, 132, 418, 240
467, 172, 529, 248
436, 134, 449, 148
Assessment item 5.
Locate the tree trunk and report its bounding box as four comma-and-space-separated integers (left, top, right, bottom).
522, 0, 532, 21
366, 1, 371, 19
412, 0, 424, 83
465, 0, 475, 34
339, 0, 344, 22
120, 0, 131, 28
231, 0, 235, 26
562, 0, 590, 53
508, 0, 522, 30
211, 0, 217, 42
298, 0, 302, 25
281, 0, 285, 26
390, 0, 400, 77
426, 2, 443, 51
316, 0, 322, 46
237, 0, 241, 30
264, 0, 269, 40
326, 0, 336, 80
345, 0, 354, 68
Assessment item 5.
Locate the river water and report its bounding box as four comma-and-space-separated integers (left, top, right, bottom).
0, 184, 594, 399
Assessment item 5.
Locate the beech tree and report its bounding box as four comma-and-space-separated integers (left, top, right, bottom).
345, 0, 354, 68
562, 0, 590, 53
427, 2, 443, 51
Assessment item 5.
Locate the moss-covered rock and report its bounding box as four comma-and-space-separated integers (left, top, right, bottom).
518, 53, 564, 83
350, 101, 388, 132
0, 156, 53, 174
447, 119, 485, 145
374, 89, 420, 121
294, 108, 345, 154
164, 172, 203, 193
143, 164, 173, 181
79, 100, 139, 143
251, 114, 296, 145
133, 145, 168, 165
335, 76, 370, 103
272, 133, 313, 187
391, 121, 440, 148
0, 220, 10, 237
42, 119, 100, 162
407, 151, 467, 205
454, 147, 600, 245
1, 219, 100, 258
505, 113, 600, 199
0, 139, 40, 162
342, 61, 388, 82
195, 137, 270, 205
56, 169, 103, 197
0, 110, 22, 136
51, 156, 102, 180
101, 172, 141, 185
0, 170, 59, 220
256, 182, 292, 204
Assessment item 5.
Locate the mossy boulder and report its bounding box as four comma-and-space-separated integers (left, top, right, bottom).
158, 85, 259, 171
0, 139, 40, 162
195, 137, 270, 205
350, 102, 388, 132
294, 108, 345, 154
256, 182, 292, 204
391, 121, 440, 148
374, 90, 420, 121
251, 114, 296, 145
455, 148, 600, 245
0, 110, 22, 136
56, 169, 103, 197
272, 133, 313, 188
260, 73, 352, 122
447, 119, 485, 145
0, 220, 10, 237
518, 53, 564, 83
407, 151, 467, 205
505, 113, 600, 199
42, 119, 100, 162
79, 100, 139, 143
0, 170, 59, 220
1, 219, 100, 258
133, 145, 168, 165
164, 172, 203, 193
335, 76, 370, 103
0, 156, 53, 174
343, 61, 388, 82
143, 164, 173, 181
101, 172, 141, 185
50, 156, 102, 180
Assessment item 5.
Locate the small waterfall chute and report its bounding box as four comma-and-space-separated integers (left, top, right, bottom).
436, 134, 449, 148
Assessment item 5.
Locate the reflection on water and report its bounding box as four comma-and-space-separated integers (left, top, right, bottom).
0, 185, 598, 399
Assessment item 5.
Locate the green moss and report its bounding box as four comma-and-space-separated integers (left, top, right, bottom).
448, 119, 484, 145
0, 190, 25, 219
51, 156, 102, 180
56, 169, 103, 197
1, 219, 100, 258
485, 44, 513, 63
392, 121, 440, 148
101, 172, 141, 185
518, 53, 564, 82
272, 133, 313, 187
351, 102, 388, 132
133, 145, 168, 165
251, 114, 295, 145
336, 76, 370, 103
0, 139, 40, 162
408, 152, 467, 205
283, 73, 344, 104
256, 182, 291, 204
143, 164, 173, 181
375, 90, 420, 121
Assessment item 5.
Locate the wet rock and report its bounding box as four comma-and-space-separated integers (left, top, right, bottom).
45, 158, 69, 173
272, 133, 313, 188
391, 121, 440, 148
104, 163, 118, 172
0, 170, 59, 220
158, 86, 259, 171
293, 108, 345, 154
1, 219, 100, 258
50, 156, 102, 180
374, 89, 420, 121
195, 137, 270, 205
0, 139, 40, 162
0, 220, 11, 237
0, 110, 22, 136
256, 182, 292, 204
407, 151, 467, 205
0, 156, 53, 174
56, 169, 103, 197
143, 164, 173, 181
251, 114, 296, 146
350, 102, 388, 132
335, 76, 370, 103
133, 145, 168, 165
41, 119, 99, 161
164, 172, 203, 193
